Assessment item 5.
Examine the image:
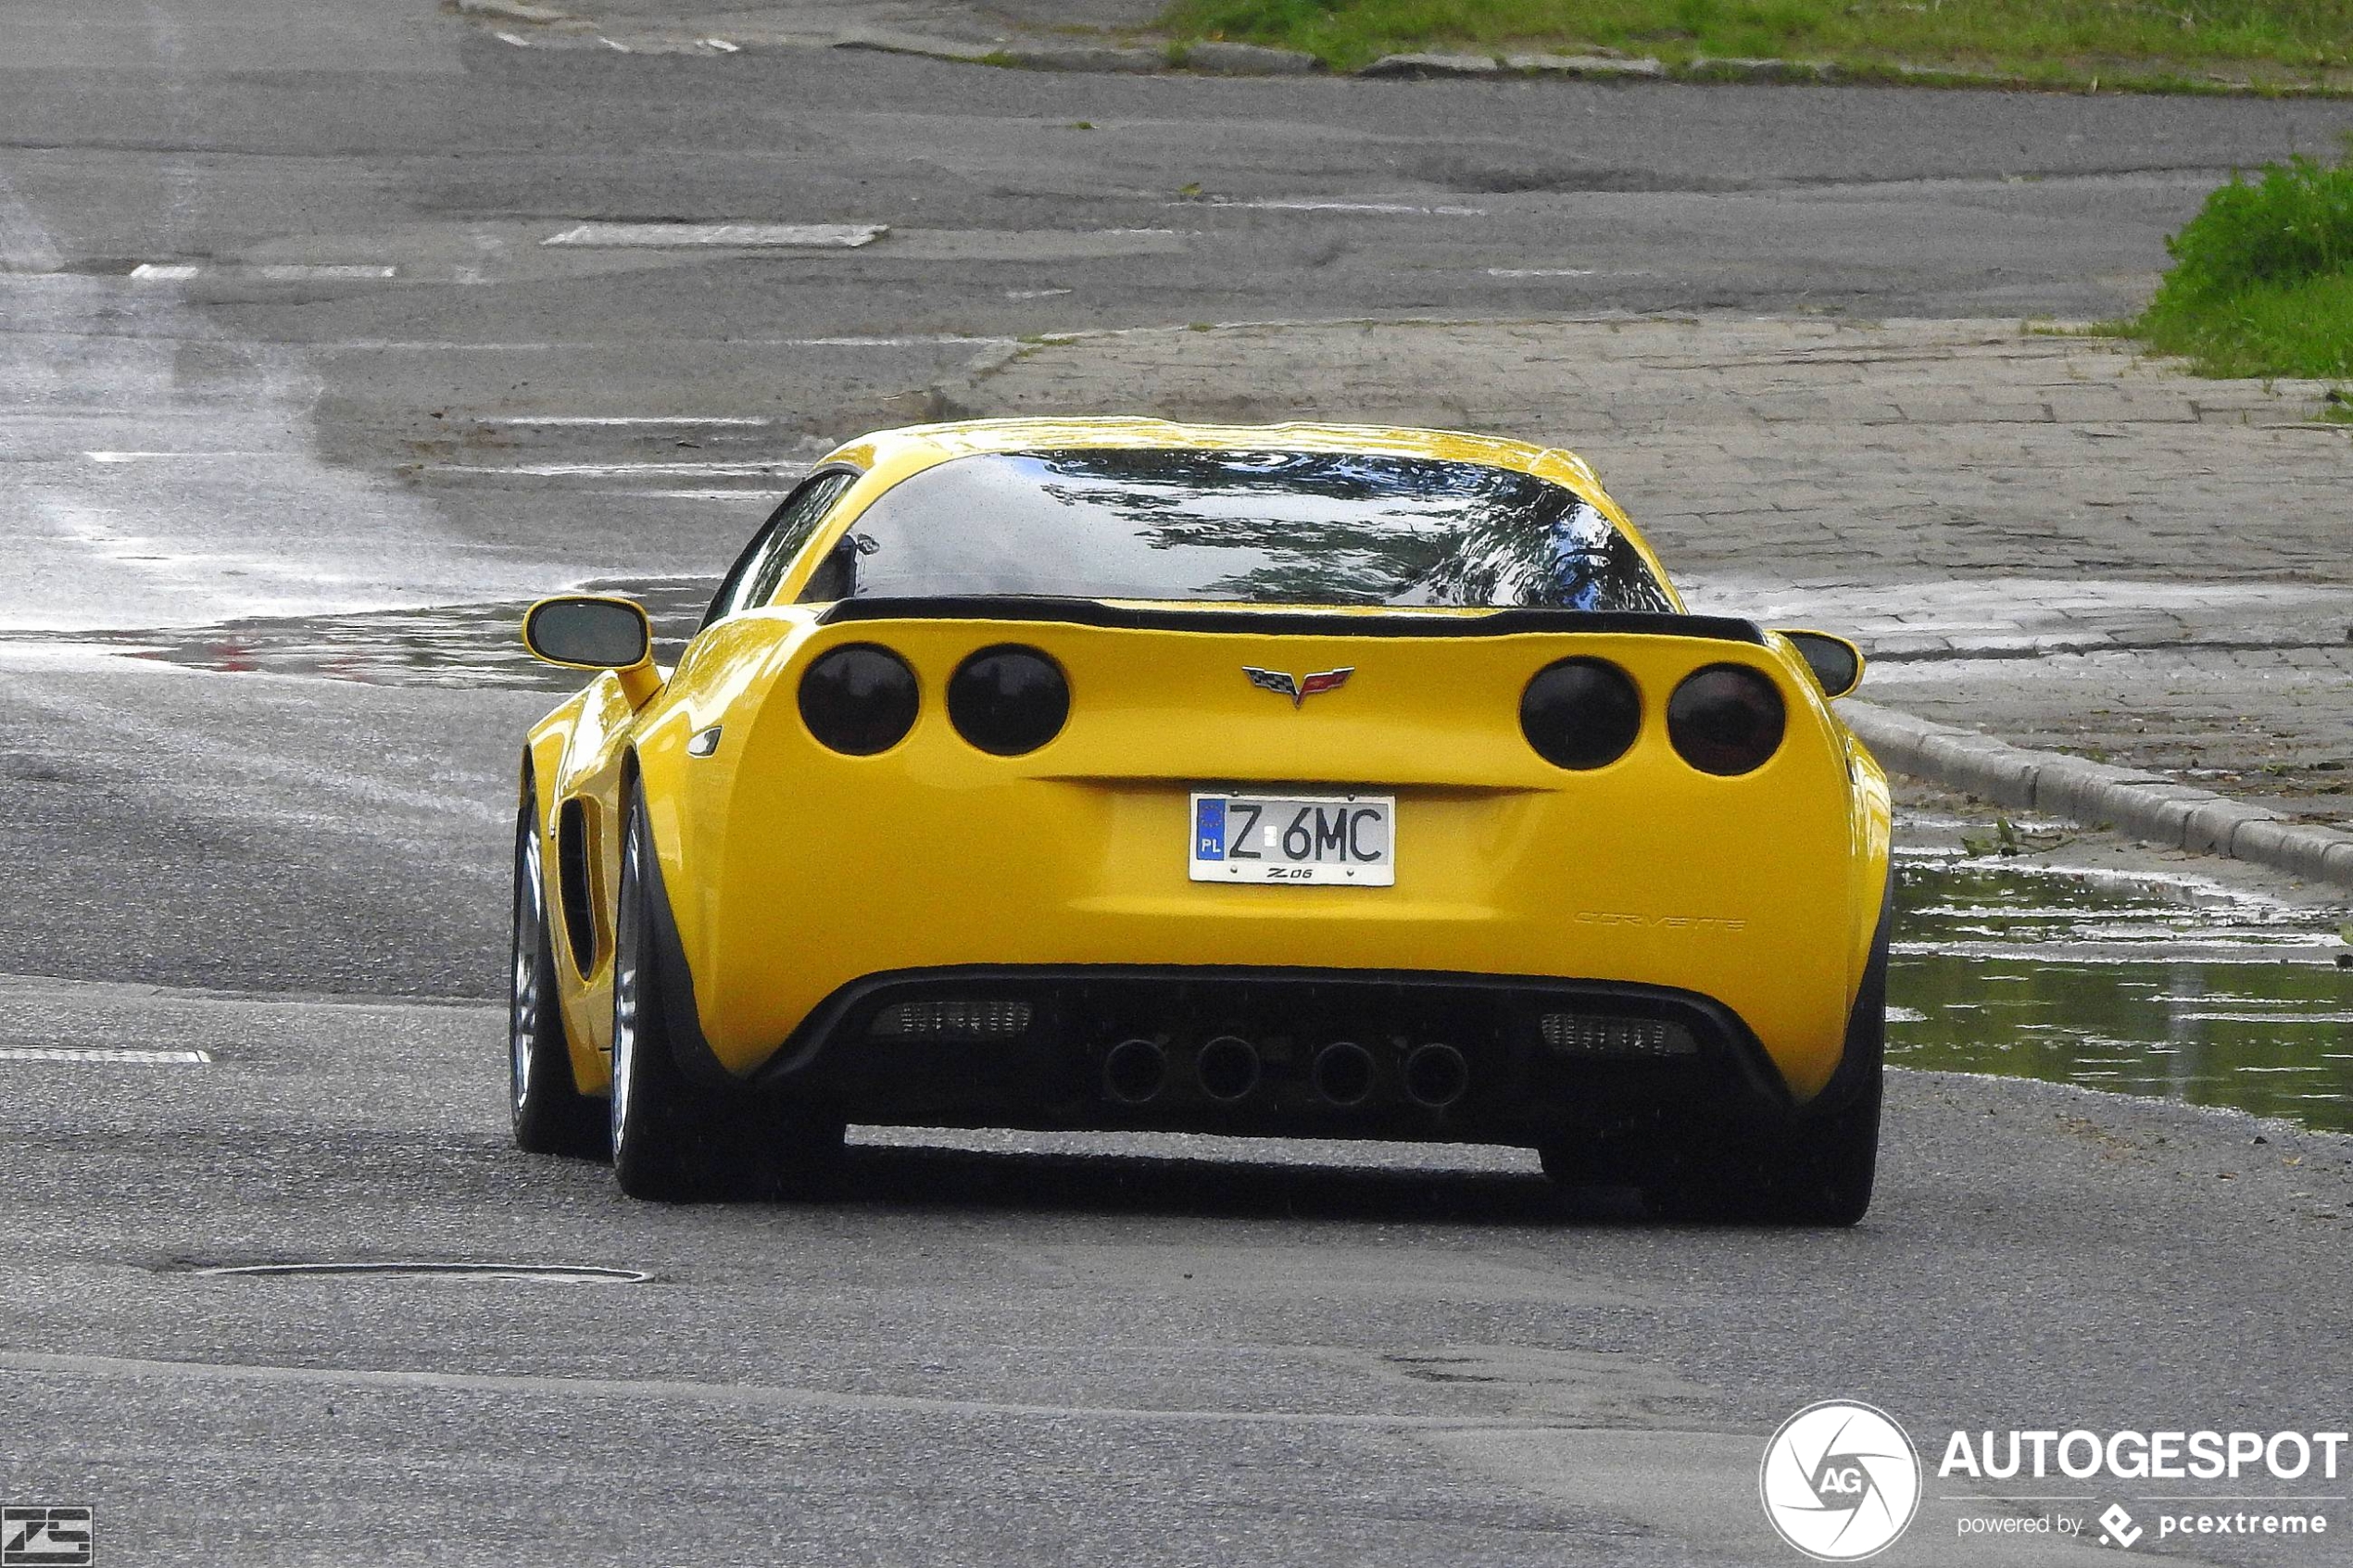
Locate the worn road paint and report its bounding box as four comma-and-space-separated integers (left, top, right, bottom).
542, 221, 887, 248
0, 1047, 211, 1064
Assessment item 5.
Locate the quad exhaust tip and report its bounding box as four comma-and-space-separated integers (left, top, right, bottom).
1103, 1037, 1168, 1105
1403, 1042, 1469, 1110
1311, 1040, 1376, 1107
1194, 1035, 1261, 1102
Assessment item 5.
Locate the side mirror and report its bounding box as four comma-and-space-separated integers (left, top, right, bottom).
797, 532, 875, 604
524, 596, 660, 705
1777, 629, 1865, 698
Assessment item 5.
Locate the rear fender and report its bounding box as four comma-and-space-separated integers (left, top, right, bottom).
527, 673, 648, 1091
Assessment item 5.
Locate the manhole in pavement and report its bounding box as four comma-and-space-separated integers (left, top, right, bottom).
190, 1261, 648, 1284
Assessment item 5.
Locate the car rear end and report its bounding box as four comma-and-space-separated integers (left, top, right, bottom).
651, 598, 1886, 1156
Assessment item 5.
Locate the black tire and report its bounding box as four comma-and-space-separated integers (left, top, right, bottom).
1644, 1082, 1879, 1226
510, 784, 607, 1158
1535, 1131, 1638, 1189
1646, 924, 1886, 1226
609, 783, 845, 1201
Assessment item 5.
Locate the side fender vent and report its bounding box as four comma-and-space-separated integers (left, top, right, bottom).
556, 799, 598, 975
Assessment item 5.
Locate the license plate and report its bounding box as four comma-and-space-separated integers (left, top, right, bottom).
1189, 792, 1395, 885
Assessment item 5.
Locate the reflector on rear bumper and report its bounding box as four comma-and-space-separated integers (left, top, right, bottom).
1541, 1013, 1700, 1059
868, 998, 1033, 1041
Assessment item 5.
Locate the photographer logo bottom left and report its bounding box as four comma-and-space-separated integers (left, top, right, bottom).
2, 1506, 94, 1568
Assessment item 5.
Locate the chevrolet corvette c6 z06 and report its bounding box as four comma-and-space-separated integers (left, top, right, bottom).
509, 418, 1889, 1222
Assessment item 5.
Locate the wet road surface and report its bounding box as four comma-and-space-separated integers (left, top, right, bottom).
5, 1, 2353, 1562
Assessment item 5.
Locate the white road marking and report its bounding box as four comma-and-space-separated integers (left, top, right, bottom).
131, 263, 396, 281
493, 30, 530, 45
1006, 287, 1073, 299
0, 1047, 210, 1064
1194, 199, 1489, 217
432, 461, 796, 477
1486, 267, 1594, 278
793, 332, 1012, 346
83, 451, 277, 462
702, 37, 740, 51
324, 333, 1007, 350
480, 414, 776, 427
887, 228, 1184, 261
257, 264, 396, 280
629, 488, 787, 500
542, 221, 887, 249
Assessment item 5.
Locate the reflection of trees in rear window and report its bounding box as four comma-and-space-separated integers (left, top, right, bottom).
816, 448, 1671, 611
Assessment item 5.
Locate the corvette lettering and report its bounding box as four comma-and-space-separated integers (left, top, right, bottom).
1577, 910, 1748, 932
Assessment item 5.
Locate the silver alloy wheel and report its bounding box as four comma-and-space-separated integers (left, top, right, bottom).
510, 812, 545, 1116
609, 815, 643, 1158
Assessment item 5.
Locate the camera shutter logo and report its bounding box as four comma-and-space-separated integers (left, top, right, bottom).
2, 1506, 94, 1568
1759, 1400, 1922, 1561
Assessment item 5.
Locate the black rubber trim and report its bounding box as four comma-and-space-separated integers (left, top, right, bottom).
747, 962, 1793, 1110
1805, 862, 1894, 1120
816, 596, 1766, 645
632, 787, 742, 1095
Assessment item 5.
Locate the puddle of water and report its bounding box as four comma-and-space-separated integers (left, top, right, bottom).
1889, 851, 2353, 1133
0, 579, 715, 691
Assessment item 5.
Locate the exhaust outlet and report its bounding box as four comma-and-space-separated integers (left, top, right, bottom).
1311, 1040, 1377, 1107
1103, 1038, 1168, 1105
1194, 1035, 1261, 1102
1403, 1042, 1469, 1109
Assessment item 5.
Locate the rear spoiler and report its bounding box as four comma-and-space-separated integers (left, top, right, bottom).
816, 595, 1765, 646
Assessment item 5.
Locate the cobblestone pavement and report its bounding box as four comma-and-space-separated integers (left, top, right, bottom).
940, 315, 2353, 831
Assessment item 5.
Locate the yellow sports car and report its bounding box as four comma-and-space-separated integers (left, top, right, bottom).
510, 419, 1890, 1222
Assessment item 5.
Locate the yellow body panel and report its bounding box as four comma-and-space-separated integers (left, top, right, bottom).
524, 419, 1890, 1105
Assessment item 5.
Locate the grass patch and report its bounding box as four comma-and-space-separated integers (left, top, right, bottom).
1157, 0, 2353, 82
2132, 144, 2353, 384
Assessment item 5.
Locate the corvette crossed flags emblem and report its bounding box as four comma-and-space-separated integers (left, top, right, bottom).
1243, 666, 1353, 707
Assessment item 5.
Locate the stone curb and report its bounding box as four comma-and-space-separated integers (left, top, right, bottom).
1686, 55, 1833, 82
996, 43, 1167, 73
1842, 699, 2353, 893
833, 31, 999, 63
1181, 41, 1320, 76
450, 11, 2353, 96
1504, 53, 1666, 80
1358, 52, 1500, 79
928, 341, 1031, 420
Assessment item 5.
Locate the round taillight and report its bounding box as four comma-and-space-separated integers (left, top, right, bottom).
1519, 657, 1641, 770
946, 645, 1068, 756
799, 644, 919, 755
1667, 664, 1785, 775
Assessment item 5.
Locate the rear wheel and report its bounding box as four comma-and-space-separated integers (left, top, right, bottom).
510, 785, 606, 1158
1646, 922, 1886, 1226
610, 784, 844, 1200
1644, 1082, 1879, 1225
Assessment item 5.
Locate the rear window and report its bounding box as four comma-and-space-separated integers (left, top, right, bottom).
802, 448, 1672, 611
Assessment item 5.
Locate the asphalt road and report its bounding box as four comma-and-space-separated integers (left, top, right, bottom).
2, 3, 2350, 1562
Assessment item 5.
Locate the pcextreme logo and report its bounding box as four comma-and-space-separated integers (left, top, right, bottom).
1760, 1400, 1924, 1561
